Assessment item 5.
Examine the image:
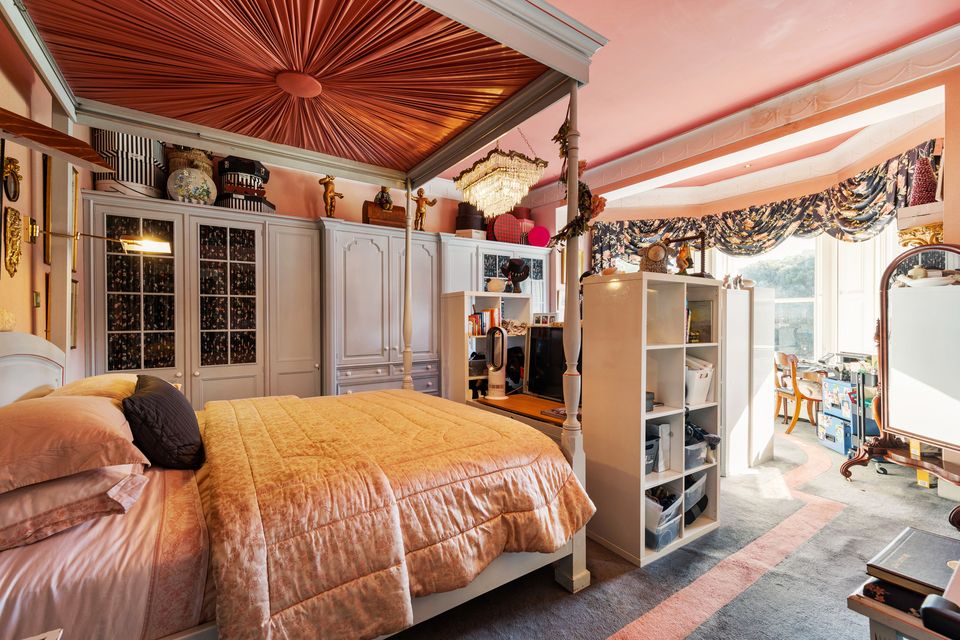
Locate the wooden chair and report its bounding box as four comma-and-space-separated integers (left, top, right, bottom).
773, 352, 824, 434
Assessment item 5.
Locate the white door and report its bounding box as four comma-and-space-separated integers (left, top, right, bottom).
267, 224, 321, 397
335, 228, 391, 366
441, 239, 479, 293
189, 218, 265, 408
90, 204, 187, 389
390, 235, 439, 362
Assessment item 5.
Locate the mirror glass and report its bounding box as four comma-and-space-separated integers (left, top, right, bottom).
884, 247, 960, 448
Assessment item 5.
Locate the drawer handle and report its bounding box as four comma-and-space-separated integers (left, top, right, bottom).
346, 371, 353, 377
426, 365, 433, 371
426, 381, 433, 388
376, 368, 383, 374
346, 390, 353, 395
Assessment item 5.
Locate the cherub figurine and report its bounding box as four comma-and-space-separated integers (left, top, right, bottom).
318, 175, 344, 217
411, 187, 437, 231
676, 242, 692, 275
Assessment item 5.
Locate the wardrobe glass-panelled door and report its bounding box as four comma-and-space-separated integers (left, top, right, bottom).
97, 211, 185, 385
191, 219, 264, 407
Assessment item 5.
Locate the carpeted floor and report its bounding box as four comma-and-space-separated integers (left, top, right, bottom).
394, 423, 957, 640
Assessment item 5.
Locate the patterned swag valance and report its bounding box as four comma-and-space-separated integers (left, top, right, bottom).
592, 140, 936, 264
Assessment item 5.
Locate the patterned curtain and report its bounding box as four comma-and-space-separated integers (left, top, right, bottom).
592, 140, 935, 266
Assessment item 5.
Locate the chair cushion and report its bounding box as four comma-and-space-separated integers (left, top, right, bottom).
122, 375, 205, 470
797, 379, 822, 400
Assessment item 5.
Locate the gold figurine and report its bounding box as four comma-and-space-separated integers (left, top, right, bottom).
411, 187, 437, 232
676, 242, 692, 275
4, 207, 22, 278
318, 175, 344, 217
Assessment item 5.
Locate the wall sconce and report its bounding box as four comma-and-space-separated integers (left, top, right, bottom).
26, 217, 172, 255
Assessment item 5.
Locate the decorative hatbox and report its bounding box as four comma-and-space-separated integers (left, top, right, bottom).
456, 202, 485, 230
215, 156, 275, 213
93, 129, 166, 198
455, 229, 487, 240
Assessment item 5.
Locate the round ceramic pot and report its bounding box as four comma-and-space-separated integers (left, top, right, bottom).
167, 168, 217, 205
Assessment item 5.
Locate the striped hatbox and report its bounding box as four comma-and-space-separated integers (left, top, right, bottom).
92, 129, 166, 198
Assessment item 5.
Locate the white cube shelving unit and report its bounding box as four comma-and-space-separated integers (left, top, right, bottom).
440, 291, 531, 403
582, 272, 722, 566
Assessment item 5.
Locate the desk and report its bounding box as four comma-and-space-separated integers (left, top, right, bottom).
848, 583, 948, 640
471, 394, 566, 441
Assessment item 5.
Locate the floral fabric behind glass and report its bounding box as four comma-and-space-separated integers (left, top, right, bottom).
199, 224, 257, 367
105, 214, 176, 372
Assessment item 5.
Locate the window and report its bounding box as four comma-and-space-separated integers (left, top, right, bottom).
715, 236, 817, 358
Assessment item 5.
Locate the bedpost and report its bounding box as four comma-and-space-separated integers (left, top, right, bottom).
555, 79, 590, 593
402, 179, 414, 390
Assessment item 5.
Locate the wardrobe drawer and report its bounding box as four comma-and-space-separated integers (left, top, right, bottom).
337, 379, 401, 396
337, 365, 391, 383
391, 361, 438, 377
413, 375, 439, 394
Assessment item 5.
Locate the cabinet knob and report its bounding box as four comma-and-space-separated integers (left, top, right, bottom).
426, 365, 433, 371
193, 371, 200, 377
346, 390, 353, 395
426, 381, 433, 388
174, 371, 183, 378
314, 363, 320, 370
393, 345, 399, 351
346, 370, 353, 377
376, 368, 383, 374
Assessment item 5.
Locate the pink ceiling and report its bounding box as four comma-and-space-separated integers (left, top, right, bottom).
24, 0, 547, 171
662, 130, 861, 188
443, 0, 960, 185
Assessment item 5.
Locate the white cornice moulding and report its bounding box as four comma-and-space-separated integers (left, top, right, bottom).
0, 0, 76, 120
524, 24, 960, 209
606, 107, 944, 209
75, 99, 408, 188
415, 0, 607, 84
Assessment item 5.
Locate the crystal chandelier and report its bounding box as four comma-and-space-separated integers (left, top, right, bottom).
454, 147, 547, 219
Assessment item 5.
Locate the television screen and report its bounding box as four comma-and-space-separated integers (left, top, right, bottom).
525, 326, 581, 403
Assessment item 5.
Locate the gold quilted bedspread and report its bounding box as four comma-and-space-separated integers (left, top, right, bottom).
198, 390, 594, 640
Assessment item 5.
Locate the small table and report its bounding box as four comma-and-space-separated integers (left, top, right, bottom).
471, 394, 566, 441
848, 583, 948, 640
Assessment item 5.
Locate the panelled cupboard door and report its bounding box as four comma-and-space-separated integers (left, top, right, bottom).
389, 236, 439, 362
267, 224, 321, 398
189, 217, 265, 408
335, 228, 392, 366
441, 239, 479, 293
89, 202, 187, 389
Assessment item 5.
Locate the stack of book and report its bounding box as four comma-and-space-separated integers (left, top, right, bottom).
862, 527, 960, 618
467, 308, 501, 337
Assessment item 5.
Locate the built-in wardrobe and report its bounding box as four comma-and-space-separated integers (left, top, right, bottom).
86, 192, 321, 408
84, 191, 552, 407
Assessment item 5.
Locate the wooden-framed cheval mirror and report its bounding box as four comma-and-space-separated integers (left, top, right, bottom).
842, 243, 960, 529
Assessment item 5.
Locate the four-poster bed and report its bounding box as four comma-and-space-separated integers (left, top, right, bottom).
0, 1, 606, 638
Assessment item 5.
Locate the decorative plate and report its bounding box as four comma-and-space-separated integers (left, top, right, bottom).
167, 168, 217, 205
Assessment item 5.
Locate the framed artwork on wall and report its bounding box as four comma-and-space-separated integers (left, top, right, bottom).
42, 154, 52, 265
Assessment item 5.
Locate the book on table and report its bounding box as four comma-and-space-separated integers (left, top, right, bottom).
867, 527, 960, 596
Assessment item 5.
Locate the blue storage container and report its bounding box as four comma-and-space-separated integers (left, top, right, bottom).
817, 413, 853, 455
822, 378, 856, 420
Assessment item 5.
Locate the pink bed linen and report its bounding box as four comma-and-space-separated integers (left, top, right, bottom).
0, 468, 209, 640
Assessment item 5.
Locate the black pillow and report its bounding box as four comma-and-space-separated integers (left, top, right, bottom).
122, 375, 205, 469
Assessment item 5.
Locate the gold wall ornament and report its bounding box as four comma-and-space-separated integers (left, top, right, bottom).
411, 188, 437, 231
3, 157, 21, 202
898, 222, 943, 247
318, 175, 344, 217
4, 207, 22, 277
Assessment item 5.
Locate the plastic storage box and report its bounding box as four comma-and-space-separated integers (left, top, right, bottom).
644, 437, 659, 475
822, 378, 855, 420
817, 412, 853, 455
645, 512, 682, 551
644, 493, 682, 531
684, 441, 707, 469
684, 473, 707, 506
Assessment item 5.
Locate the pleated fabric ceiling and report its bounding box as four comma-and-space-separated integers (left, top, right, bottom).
23, 0, 548, 170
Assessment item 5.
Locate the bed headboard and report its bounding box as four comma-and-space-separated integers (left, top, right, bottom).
0, 332, 65, 406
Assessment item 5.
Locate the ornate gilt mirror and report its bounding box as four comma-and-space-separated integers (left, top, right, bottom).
843, 243, 960, 527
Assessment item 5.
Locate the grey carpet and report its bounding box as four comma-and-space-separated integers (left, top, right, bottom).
394, 425, 956, 639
